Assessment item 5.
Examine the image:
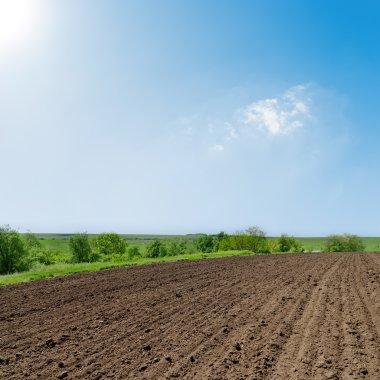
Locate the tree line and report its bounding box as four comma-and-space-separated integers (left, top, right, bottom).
0, 225, 366, 274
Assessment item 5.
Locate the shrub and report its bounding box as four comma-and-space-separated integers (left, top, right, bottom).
267, 239, 280, 253
212, 232, 228, 252
0, 226, 30, 274
146, 240, 167, 258
218, 233, 267, 253
28, 247, 55, 266
196, 235, 214, 253
293, 242, 305, 253
127, 246, 141, 259
219, 227, 267, 253
218, 236, 233, 251
278, 234, 304, 253
245, 226, 267, 252
70, 233, 98, 263
325, 234, 364, 252
256, 239, 271, 254
93, 233, 127, 255
168, 241, 187, 256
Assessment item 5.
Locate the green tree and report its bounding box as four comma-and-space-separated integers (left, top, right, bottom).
70, 233, 97, 263
127, 246, 141, 259
168, 241, 187, 256
218, 236, 233, 251
0, 226, 30, 274
28, 247, 55, 265
278, 234, 293, 252
23, 232, 57, 266
245, 226, 267, 252
196, 235, 214, 253
325, 234, 364, 252
278, 234, 304, 253
146, 240, 167, 258
246, 226, 266, 238
212, 232, 228, 252
93, 233, 127, 255
217, 227, 268, 253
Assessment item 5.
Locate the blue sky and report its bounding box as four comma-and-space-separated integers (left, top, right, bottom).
1, 0, 380, 235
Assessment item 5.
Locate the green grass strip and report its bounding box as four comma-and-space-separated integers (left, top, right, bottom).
0, 250, 253, 286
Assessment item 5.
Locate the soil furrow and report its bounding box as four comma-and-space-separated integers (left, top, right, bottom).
1, 253, 380, 379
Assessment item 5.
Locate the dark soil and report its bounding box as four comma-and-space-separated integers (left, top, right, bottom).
1, 252, 380, 379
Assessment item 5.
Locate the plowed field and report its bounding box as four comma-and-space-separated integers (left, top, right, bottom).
1, 252, 380, 379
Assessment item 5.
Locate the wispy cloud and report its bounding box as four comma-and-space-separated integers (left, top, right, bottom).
177, 84, 313, 154
209, 144, 224, 153
225, 123, 238, 140
243, 84, 311, 135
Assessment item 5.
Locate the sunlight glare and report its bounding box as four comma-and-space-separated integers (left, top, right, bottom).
0, 0, 41, 54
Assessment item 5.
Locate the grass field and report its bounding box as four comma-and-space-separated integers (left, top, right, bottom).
291, 237, 380, 252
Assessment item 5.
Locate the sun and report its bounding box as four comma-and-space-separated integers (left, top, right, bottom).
0, 0, 41, 53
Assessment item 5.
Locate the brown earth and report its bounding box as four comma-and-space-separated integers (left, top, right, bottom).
1, 252, 380, 379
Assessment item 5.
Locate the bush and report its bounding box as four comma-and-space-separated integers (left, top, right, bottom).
146, 240, 167, 258
218, 236, 233, 251
168, 241, 187, 256
278, 234, 304, 253
93, 233, 127, 255
325, 234, 364, 252
218, 233, 267, 253
0, 226, 30, 274
256, 239, 271, 254
293, 243, 304, 253
196, 235, 214, 253
212, 232, 228, 252
22, 232, 56, 267
70, 233, 98, 263
28, 247, 55, 266
127, 246, 141, 259
267, 240, 280, 253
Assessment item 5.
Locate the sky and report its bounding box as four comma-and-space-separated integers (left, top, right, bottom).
1, 0, 380, 236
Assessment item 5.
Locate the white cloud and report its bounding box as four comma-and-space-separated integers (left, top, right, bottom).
243, 84, 311, 135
